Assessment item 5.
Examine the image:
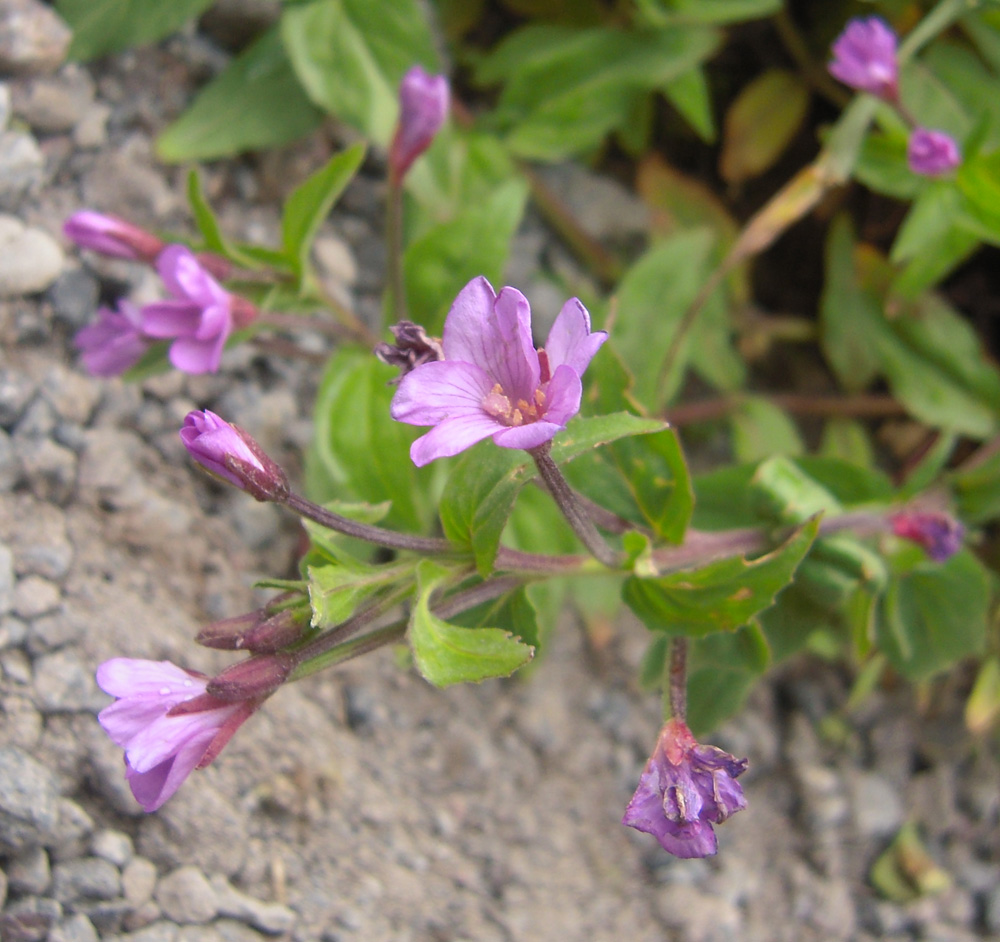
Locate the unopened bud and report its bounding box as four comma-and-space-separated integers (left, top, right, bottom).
195, 252, 233, 281
180, 410, 289, 502
891, 510, 964, 562
388, 66, 449, 181
206, 653, 295, 702
64, 211, 166, 262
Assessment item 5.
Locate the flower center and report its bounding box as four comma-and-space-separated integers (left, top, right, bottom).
482, 383, 546, 427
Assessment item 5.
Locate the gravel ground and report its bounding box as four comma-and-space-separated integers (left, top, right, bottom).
1, 3, 998, 941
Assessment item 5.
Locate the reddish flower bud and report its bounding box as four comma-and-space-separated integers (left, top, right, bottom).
388, 66, 449, 181
205, 653, 295, 702
907, 128, 961, 177
891, 510, 964, 562
64, 211, 166, 262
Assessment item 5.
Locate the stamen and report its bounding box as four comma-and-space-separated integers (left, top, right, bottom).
510, 408, 523, 426
482, 383, 512, 419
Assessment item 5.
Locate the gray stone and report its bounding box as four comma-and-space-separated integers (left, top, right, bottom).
0, 543, 13, 614
849, 771, 905, 838
26, 611, 84, 654
51, 857, 121, 903
6, 501, 73, 579
155, 866, 219, 925
0, 82, 10, 129
0, 367, 37, 428
41, 363, 102, 424
2, 646, 32, 683
52, 798, 95, 852
0, 615, 28, 648
0, 215, 65, 297
0, 0, 72, 75
11, 64, 95, 133
2, 896, 61, 940
0, 863, 7, 908
213, 920, 269, 942
33, 647, 105, 712
654, 884, 741, 942
0, 692, 42, 746
122, 856, 158, 907
985, 881, 1000, 934
7, 843, 51, 894
48, 268, 100, 329
0, 745, 59, 851
92, 829, 135, 868
211, 874, 297, 935
122, 901, 162, 933
48, 914, 100, 942
0, 427, 18, 490
14, 394, 57, 438
15, 435, 77, 503
73, 101, 111, 149
12, 574, 61, 618
0, 130, 44, 209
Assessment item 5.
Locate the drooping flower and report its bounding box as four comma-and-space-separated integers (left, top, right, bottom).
375, 320, 445, 382
390, 276, 608, 466
96, 658, 259, 812
907, 128, 962, 177
64, 211, 166, 263
74, 301, 150, 376
623, 718, 748, 859
389, 65, 450, 180
140, 245, 255, 374
180, 410, 289, 501
828, 16, 899, 100
891, 510, 964, 562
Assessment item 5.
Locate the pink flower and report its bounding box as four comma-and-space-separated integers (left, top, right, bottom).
390, 276, 607, 466
389, 66, 450, 180
96, 658, 258, 811
64, 211, 166, 262
828, 17, 899, 100
180, 410, 289, 501
74, 301, 150, 376
907, 128, 961, 177
623, 718, 748, 858
140, 246, 255, 374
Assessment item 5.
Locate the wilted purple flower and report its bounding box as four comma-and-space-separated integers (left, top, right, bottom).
96, 658, 259, 812
375, 320, 445, 382
64, 211, 166, 262
74, 301, 150, 376
623, 718, 748, 858
389, 66, 450, 180
891, 510, 964, 561
140, 245, 255, 374
390, 276, 607, 466
828, 17, 899, 100
907, 128, 961, 177
180, 410, 288, 501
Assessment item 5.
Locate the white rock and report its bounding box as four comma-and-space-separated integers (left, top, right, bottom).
0, 215, 64, 297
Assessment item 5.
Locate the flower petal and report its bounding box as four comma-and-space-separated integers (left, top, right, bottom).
141, 300, 202, 339
541, 364, 582, 428
96, 659, 206, 700
158, 244, 228, 307
492, 421, 564, 451
544, 298, 607, 376
409, 413, 502, 466
391, 360, 495, 426
126, 706, 233, 774
169, 334, 225, 374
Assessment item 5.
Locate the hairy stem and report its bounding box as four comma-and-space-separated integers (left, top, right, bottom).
668, 637, 688, 722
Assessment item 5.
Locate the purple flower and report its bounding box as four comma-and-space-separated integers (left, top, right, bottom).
74, 301, 150, 376
907, 128, 961, 177
390, 276, 607, 466
828, 17, 899, 100
389, 66, 450, 180
180, 410, 288, 501
623, 718, 748, 858
96, 658, 258, 811
140, 245, 254, 374
891, 510, 964, 561
64, 211, 166, 262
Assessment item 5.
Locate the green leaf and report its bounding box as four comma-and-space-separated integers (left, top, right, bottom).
281, 0, 439, 144
877, 551, 989, 681
623, 518, 819, 637
661, 67, 716, 141
307, 558, 407, 628
636, 0, 780, 24
304, 349, 441, 533
409, 561, 534, 686
952, 449, 1000, 524
282, 143, 366, 279
186, 170, 228, 256
450, 584, 541, 651
965, 655, 1000, 735
482, 24, 720, 160
157, 28, 322, 162
749, 455, 842, 525
729, 397, 804, 464
719, 69, 810, 184
403, 178, 528, 332
58, 0, 214, 59
758, 584, 838, 662
686, 624, 770, 736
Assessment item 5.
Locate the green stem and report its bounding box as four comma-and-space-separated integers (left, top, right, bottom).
386, 173, 406, 327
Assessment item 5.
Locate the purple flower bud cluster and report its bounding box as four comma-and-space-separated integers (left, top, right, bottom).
64, 213, 256, 376
623, 718, 748, 858
828, 17, 961, 177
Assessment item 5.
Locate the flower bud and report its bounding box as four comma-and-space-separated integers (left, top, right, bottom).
828, 17, 899, 100
388, 66, 449, 181
206, 653, 295, 702
907, 128, 961, 177
64, 211, 166, 262
198, 609, 307, 653
891, 510, 964, 562
180, 410, 289, 502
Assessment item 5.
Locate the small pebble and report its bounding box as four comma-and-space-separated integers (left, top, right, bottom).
47, 913, 99, 942
91, 828, 134, 867
12, 574, 61, 618
7, 844, 51, 894
155, 866, 219, 925
122, 856, 158, 907
0, 215, 65, 297
0, 0, 73, 75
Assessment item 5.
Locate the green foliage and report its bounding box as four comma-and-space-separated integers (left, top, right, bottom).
623, 519, 818, 638
58, 0, 215, 59
157, 29, 323, 162
409, 562, 534, 686
281, 0, 439, 144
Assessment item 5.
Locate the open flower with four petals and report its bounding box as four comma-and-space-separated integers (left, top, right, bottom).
390, 276, 607, 466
